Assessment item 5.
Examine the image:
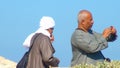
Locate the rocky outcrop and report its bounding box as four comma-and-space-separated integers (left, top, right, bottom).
0, 56, 17, 68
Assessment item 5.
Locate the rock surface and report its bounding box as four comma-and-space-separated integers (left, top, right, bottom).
0, 56, 17, 68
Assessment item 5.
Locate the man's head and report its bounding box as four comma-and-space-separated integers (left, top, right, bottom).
39, 16, 55, 35
78, 10, 94, 32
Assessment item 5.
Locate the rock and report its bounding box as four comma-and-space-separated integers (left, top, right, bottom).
0, 56, 17, 68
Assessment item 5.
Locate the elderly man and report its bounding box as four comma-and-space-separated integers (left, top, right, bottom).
71, 10, 117, 66
23, 16, 60, 68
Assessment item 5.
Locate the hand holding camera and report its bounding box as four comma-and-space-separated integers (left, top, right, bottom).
103, 26, 117, 42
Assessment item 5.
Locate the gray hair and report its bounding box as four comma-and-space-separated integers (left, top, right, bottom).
77, 10, 91, 23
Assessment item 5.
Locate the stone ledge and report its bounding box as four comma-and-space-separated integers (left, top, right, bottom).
0, 56, 17, 68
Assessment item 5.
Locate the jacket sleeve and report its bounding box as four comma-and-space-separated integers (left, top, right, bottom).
73, 32, 108, 53
39, 37, 59, 67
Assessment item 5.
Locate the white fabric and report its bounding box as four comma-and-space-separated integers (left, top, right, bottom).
23, 16, 55, 48
39, 16, 55, 29
23, 33, 35, 48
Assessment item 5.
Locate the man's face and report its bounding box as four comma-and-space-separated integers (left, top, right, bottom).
83, 13, 94, 30
48, 28, 54, 35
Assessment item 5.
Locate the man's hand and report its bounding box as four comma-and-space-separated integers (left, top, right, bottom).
102, 27, 112, 38
103, 26, 117, 42
50, 34, 54, 43
110, 26, 117, 34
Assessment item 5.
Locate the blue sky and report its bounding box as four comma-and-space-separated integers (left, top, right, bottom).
0, 0, 120, 67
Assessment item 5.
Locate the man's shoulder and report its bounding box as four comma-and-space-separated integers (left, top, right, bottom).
74, 29, 85, 35
38, 33, 50, 41
71, 30, 85, 39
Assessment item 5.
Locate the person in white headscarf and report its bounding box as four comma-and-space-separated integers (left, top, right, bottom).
24, 16, 60, 68
23, 16, 55, 48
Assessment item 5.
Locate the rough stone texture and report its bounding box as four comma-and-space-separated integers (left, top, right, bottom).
0, 56, 17, 68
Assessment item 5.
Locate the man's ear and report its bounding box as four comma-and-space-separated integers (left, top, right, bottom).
81, 20, 85, 25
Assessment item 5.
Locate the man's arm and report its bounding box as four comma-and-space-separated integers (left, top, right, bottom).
40, 37, 59, 67
72, 33, 108, 53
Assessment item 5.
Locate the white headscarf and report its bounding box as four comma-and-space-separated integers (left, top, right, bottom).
23, 16, 55, 48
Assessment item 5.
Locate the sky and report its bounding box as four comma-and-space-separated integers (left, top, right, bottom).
0, 0, 120, 67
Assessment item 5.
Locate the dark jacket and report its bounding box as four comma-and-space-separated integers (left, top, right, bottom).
27, 33, 59, 68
